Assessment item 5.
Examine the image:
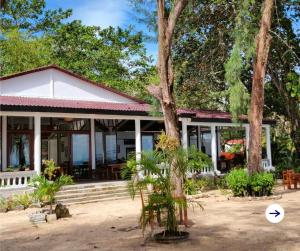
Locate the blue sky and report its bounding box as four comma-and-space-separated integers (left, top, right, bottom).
46, 0, 158, 61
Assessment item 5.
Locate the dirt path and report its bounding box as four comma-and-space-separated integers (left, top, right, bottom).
0, 187, 299, 251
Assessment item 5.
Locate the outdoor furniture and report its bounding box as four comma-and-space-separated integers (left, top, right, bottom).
107, 163, 124, 180
283, 170, 299, 189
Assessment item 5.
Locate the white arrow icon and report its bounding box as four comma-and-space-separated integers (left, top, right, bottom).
265, 204, 284, 223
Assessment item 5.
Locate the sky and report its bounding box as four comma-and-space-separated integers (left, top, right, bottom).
46, 0, 158, 61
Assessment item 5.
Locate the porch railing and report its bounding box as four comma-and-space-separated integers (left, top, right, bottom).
262, 159, 274, 171
0, 171, 37, 189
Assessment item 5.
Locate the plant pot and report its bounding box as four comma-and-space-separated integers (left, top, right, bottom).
154, 231, 189, 244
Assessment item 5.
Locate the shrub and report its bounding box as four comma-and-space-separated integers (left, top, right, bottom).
250, 172, 275, 196
0, 196, 15, 212
184, 179, 198, 195
225, 169, 275, 197
225, 169, 249, 196
14, 193, 33, 210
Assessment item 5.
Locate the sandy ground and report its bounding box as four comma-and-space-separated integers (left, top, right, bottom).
0, 186, 299, 251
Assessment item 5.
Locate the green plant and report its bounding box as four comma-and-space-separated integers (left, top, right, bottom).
30, 175, 73, 213
184, 179, 198, 195
0, 196, 15, 212
6, 166, 15, 172
43, 159, 62, 181
250, 172, 275, 196
196, 178, 210, 191
225, 169, 249, 196
13, 193, 33, 210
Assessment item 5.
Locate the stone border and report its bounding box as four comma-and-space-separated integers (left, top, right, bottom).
227, 194, 282, 201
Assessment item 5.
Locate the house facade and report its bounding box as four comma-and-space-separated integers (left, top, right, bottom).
0, 65, 274, 188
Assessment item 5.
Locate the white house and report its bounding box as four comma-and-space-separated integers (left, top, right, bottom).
0, 65, 274, 188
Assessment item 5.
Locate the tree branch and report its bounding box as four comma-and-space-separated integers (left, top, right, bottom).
166, 0, 189, 44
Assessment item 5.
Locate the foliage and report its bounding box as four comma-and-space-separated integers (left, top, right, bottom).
249, 172, 274, 196
228, 143, 243, 154
123, 143, 208, 234
184, 179, 198, 195
0, 29, 52, 75
43, 159, 62, 181
30, 175, 73, 213
0, 0, 72, 33
225, 168, 275, 196
13, 193, 33, 210
225, 169, 249, 196
0, 196, 15, 212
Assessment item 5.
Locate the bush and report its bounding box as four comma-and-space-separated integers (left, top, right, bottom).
14, 193, 33, 210
225, 169, 275, 197
0, 196, 15, 212
225, 169, 249, 196
250, 172, 274, 196
184, 179, 198, 195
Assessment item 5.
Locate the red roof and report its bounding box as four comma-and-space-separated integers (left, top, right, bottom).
0, 96, 150, 112
0, 96, 275, 124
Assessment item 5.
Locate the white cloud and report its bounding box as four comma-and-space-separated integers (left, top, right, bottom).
69, 0, 129, 28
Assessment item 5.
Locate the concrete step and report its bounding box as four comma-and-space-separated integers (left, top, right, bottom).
60, 181, 128, 191
56, 185, 128, 196
55, 181, 131, 205
62, 195, 131, 206
56, 188, 129, 200
56, 191, 131, 204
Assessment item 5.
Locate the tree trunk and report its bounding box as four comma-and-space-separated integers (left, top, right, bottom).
156, 0, 188, 197
248, 0, 274, 174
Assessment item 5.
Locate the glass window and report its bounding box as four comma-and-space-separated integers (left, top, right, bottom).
9, 134, 31, 168
72, 134, 89, 165
95, 132, 104, 164
7, 117, 33, 130
142, 135, 154, 151
105, 134, 116, 163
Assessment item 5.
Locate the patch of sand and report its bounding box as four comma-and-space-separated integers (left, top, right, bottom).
0, 186, 299, 251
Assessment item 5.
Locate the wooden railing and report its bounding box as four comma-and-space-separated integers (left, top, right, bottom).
0, 171, 36, 189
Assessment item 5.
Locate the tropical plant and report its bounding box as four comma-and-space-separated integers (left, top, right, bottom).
249, 172, 275, 196
30, 175, 73, 214
13, 193, 33, 210
43, 159, 62, 181
123, 144, 208, 236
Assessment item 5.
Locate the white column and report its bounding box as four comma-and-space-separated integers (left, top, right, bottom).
182, 119, 188, 150
34, 115, 41, 175
135, 119, 141, 161
197, 126, 201, 150
2, 116, 7, 171
91, 118, 96, 170
245, 124, 250, 162
211, 125, 218, 173
265, 125, 273, 169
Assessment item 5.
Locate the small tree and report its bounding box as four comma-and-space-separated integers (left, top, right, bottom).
31, 175, 73, 214
123, 135, 211, 236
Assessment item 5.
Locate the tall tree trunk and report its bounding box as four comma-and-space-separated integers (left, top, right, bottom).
248, 0, 274, 174
156, 0, 188, 197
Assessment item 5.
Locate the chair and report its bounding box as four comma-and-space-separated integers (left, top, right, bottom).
283, 170, 297, 189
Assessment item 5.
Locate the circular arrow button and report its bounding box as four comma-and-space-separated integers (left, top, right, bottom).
265, 204, 284, 223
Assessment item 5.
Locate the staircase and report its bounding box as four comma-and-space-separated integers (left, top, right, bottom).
55, 181, 131, 206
